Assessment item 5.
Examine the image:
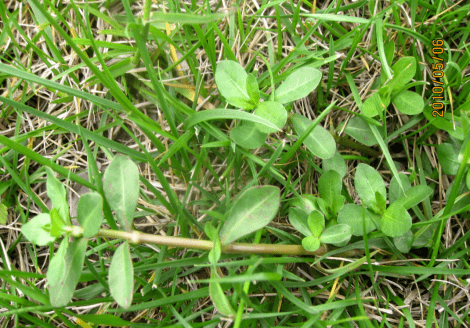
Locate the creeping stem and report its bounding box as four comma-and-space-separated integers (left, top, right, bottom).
63, 226, 363, 257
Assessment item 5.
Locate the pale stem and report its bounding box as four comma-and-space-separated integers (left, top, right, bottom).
62, 226, 363, 257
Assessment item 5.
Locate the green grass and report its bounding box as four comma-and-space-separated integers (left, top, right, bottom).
1, 0, 470, 327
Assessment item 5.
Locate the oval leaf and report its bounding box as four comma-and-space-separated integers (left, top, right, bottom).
50, 208, 65, 237
209, 269, 236, 317
103, 155, 139, 232
337, 204, 379, 236
361, 93, 386, 117
254, 101, 287, 133
246, 73, 260, 106
291, 113, 335, 159
274, 67, 322, 104
343, 116, 382, 146
307, 210, 325, 237
437, 143, 460, 175
219, 185, 280, 245
322, 150, 347, 178
46, 238, 69, 288
302, 236, 320, 252
46, 167, 70, 224
393, 185, 433, 210
49, 238, 88, 307
392, 90, 424, 115
290, 195, 319, 214
288, 207, 312, 237
204, 222, 217, 241
320, 224, 352, 244
389, 57, 417, 92
230, 123, 267, 149
393, 230, 413, 253
389, 173, 412, 204
109, 241, 134, 309
354, 163, 386, 210
21, 213, 56, 246
318, 170, 342, 206
208, 236, 222, 265
380, 203, 412, 237
77, 192, 104, 237
215, 60, 254, 109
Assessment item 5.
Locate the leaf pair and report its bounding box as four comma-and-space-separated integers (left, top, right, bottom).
288, 191, 353, 252
215, 60, 260, 110
22, 155, 138, 309
214, 60, 324, 150
354, 164, 433, 238
361, 56, 424, 117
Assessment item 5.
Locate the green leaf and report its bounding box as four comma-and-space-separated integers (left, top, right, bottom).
467, 169, 470, 190
331, 195, 346, 217
21, 213, 56, 246
49, 237, 88, 307
253, 101, 287, 133
380, 203, 412, 237
215, 60, 255, 109
389, 57, 417, 92
46, 167, 70, 225
316, 197, 330, 218
343, 116, 382, 146
318, 170, 342, 207
50, 208, 65, 237
423, 110, 464, 140
320, 224, 352, 244
393, 230, 413, 253
204, 222, 217, 241
354, 163, 386, 209
289, 195, 318, 214
219, 185, 280, 245
274, 67, 322, 104
103, 155, 139, 232
288, 207, 312, 237
302, 236, 320, 252
322, 150, 347, 178
230, 122, 267, 149
361, 93, 386, 117
185, 108, 280, 132
75, 314, 131, 327
393, 185, 433, 210
384, 41, 395, 69
392, 90, 424, 115
337, 204, 379, 236
436, 143, 460, 175
209, 269, 236, 317
246, 73, 260, 106
208, 236, 221, 265
389, 173, 412, 204
77, 192, 104, 237
412, 224, 435, 247
46, 238, 69, 287
375, 191, 386, 213
109, 241, 134, 309
0, 203, 7, 225
291, 113, 335, 159
148, 10, 231, 25
307, 210, 325, 237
